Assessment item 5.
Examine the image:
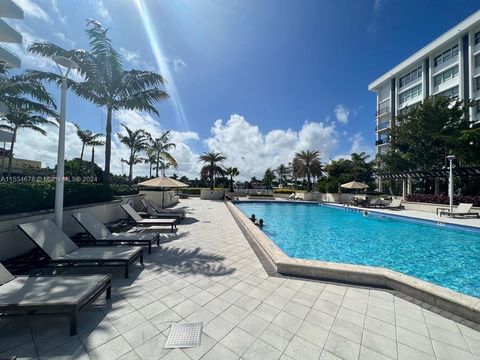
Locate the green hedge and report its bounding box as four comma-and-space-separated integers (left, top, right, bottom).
0, 182, 113, 215
111, 184, 139, 196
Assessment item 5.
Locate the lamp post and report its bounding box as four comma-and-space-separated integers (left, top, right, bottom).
53, 56, 78, 228
446, 154, 456, 212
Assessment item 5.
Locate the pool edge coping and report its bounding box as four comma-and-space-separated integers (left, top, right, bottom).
226, 201, 480, 324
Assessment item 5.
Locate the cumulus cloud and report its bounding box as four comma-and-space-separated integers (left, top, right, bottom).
15, 0, 50, 22
204, 114, 337, 179
333, 132, 375, 160
119, 47, 154, 70
53, 32, 75, 48
334, 104, 350, 124
95, 0, 112, 22
173, 58, 187, 73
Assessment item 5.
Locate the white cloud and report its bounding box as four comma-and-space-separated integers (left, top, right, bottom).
173, 58, 187, 73
119, 47, 154, 70
334, 104, 350, 124
47, 0, 66, 23
333, 132, 375, 160
96, 0, 112, 22
53, 32, 75, 48
15, 0, 51, 22
204, 114, 337, 180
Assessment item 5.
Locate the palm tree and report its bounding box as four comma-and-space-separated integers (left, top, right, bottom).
263, 167, 276, 189
199, 152, 226, 190
117, 124, 149, 182
275, 163, 289, 187
158, 159, 172, 177
147, 131, 177, 177
145, 147, 157, 178
0, 67, 57, 176
225, 167, 240, 192
28, 20, 169, 183
73, 123, 93, 161
292, 150, 323, 191
87, 132, 104, 176
0, 106, 57, 176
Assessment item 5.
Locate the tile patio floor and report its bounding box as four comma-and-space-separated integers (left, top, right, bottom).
1, 198, 479, 359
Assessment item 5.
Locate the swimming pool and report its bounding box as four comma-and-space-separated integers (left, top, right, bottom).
235, 201, 480, 298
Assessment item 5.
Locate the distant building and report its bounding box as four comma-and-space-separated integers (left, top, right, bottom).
0, 0, 23, 68
0, 147, 42, 175
369, 10, 480, 156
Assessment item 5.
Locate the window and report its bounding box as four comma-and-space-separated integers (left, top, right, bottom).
399, 65, 422, 88
436, 86, 459, 99
399, 84, 422, 104
475, 54, 480, 68
476, 77, 480, 91
433, 65, 459, 87
434, 44, 459, 67
475, 31, 480, 45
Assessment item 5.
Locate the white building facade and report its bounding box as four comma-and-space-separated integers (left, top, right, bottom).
369, 10, 480, 156
0, 0, 23, 68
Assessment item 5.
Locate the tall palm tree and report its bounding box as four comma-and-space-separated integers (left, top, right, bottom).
27, 20, 169, 183
292, 150, 323, 191
117, 124, 149, 182
73, 123, 93, 161
275, 163, 289, 187
0, 67, 57, 176
225, 166, 240, 192
199, 152, 226, 190
148, 130, 177, 177
263, 167, 276, 189
145, 147, 157, 178
0, 106, 57, 176
87, 132, 104, 176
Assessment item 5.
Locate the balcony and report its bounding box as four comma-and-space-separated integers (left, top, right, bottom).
375, 138, 389, 146
0, 19, 21, 43
375, 122, 390, 132
0, 45, 20, 67
375, 106, 390, 117
0, 0, 23, 20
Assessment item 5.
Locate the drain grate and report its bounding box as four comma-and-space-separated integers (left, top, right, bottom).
164, 322, 203, 349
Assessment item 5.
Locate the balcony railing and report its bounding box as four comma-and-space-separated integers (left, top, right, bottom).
375, 106, 390, 117
375, 138, 389, 146
375, 122, 390, 131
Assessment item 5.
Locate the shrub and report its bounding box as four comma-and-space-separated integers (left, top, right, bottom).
111, 184, 139, 196
185, 188, 202, 195
273, 189, 295, 194
0, 182, 113, 215
406, 194, 480, 207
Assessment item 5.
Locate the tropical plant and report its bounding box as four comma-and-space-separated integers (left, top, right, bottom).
147, 130, 177, 177
87, 132, 105, 176
27, 19, 169, 183
292, 150, 323, 191
225, 166, 240, 192
73, 123, 93, 161
0, 67, 57, 177
263, 167, 276, 189
117, 124, 149, 182
275, 163, 290, 186
199, 152, 226, 190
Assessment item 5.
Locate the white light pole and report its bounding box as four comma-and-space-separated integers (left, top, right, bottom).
447, 155, 456, 212
53, 56, 78, 228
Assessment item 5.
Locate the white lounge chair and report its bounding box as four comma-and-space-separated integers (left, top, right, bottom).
0, 263, 111, 335
140, 199, 186, 221
72, 212, 160, 254
18, 219, 143, 278
439, 203, 479, 218
385, 198, 404, 210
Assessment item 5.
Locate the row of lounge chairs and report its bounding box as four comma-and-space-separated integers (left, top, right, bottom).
0, 200, 187, 336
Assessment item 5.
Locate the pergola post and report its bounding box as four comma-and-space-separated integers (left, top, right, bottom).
434, 178, 440, 195
402, 179, 407, 199
407, 176, 412, 195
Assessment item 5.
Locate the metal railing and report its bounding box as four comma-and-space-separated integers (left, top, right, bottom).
375, 122, 390, 131
375, 106, 390, 117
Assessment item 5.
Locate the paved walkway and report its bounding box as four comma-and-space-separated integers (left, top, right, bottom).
1, 199, 479, 359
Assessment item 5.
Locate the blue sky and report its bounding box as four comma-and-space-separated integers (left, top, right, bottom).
7, 0, 480, 179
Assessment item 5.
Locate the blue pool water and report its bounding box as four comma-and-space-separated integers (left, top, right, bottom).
236, 201, 480, 298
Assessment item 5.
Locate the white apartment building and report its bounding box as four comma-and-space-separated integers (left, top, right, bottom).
0, 0, 22, 68
369, 10, 480, 156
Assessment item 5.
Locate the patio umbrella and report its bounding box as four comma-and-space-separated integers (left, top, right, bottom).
137, 177, 189, 208
340, 181, 369, 190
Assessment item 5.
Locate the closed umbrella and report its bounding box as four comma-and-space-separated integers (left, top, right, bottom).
138, 177, 189, 208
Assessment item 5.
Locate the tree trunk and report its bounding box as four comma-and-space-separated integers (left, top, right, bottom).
149, 163, 152, 178
230, 175, 234, 192
104, 107, 112, 184
307, 173, 311, 191
80, 143, 85, 162
6, 128, 16, 177
90, 146, 95, 176
210, 168, 214, 190
155, 153, 160, 177
128, 151, 133, 183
